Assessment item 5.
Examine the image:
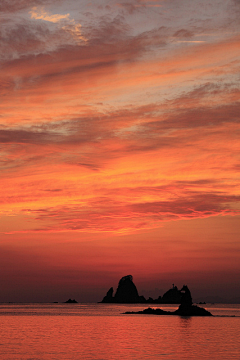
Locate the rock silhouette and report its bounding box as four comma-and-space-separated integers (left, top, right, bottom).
124, 286, 213, 316
101, 275, 145, 303
161, 284, 182, 304
125, 306, 212, 316
65, 298, 78, 303
180, 285, 193, 306
114, 275, 141, 303
100, 276, 213, 315
101, 287, 114, 303
100, 276, 186, 304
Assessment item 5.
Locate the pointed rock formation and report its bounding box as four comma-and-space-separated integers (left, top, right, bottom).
100, 275, 146, 303
124, 285, 213, 316
101, 287, 114, 303
65, 298, 78, 303
161, 284, 181, 304
100, 276, 209, 307
180, 285, 193, 307
114, 275, 140, 303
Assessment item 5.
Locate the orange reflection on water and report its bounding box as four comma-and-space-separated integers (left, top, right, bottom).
0, 308, 240, 359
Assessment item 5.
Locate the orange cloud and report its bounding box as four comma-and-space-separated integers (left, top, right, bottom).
1, 0, 240, 302
29, 7, 70, 23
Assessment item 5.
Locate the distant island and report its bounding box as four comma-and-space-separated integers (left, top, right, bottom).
100, 275, 212, 316
100, 275, 187, 304
125, 284, 212, 316
65, 298, 78, 303
124, 305, 212, 316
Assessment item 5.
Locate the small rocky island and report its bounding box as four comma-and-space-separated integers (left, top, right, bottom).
100, 275, 212, 316
101, 275, 183, 304
65, 298, 78, 303
101, 275, 145, 303
125, 285, 212, 316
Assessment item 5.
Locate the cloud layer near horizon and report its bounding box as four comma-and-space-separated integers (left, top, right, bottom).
1, 0, 240, 234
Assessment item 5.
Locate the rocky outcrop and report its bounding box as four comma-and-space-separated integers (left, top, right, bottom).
174, 304, 212, 316
161, 285, 181, 304
101, 275, 145, 303
114, 275, 141, 303
124, 284, 212, 316
65, 298, 78, 303
125, 305, 213, 316
180, 285, 193, 306
101, 287, 114, 303
100, 276, 191, 304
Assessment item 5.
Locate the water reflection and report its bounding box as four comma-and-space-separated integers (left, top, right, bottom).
0, 304, 239, 359
179, 315, 192, 329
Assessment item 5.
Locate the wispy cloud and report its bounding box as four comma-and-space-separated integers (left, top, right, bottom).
0, 0, 240, 235
29, 7, 70, 23
29, 6, 87, 43
1, 0, 240, 303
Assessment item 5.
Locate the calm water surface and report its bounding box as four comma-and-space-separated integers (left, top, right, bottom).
0, 304, 239, 359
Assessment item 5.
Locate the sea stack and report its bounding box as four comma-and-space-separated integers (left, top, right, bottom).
65, 298, 78, 303
101, 275, 145, 303
124, 285, 213, 316
114, 275, 140, 303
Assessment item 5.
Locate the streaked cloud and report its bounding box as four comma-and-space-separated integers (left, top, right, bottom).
29, 6, 87, 43
62, 22, 87, 43
30, 7, 70, 23
1, 0, 240, 302
0, 0, 239, 249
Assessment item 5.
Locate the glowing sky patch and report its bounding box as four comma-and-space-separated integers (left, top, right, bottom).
29, 7, 70, 23
0, 0, 239, 302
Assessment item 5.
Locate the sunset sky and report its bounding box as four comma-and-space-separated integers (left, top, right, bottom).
1, 0, 240, 302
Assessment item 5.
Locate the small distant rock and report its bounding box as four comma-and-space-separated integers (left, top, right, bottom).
65, 298, 78, 303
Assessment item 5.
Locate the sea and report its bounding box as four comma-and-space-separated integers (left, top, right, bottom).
0, 303, 239, 359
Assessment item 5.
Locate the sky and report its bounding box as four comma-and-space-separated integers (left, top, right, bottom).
0, 0, 240, 303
